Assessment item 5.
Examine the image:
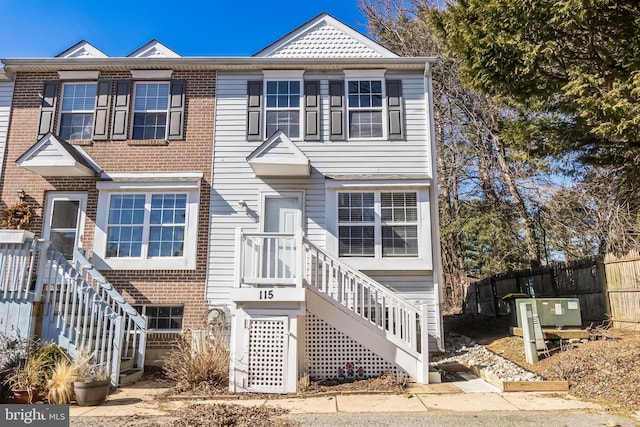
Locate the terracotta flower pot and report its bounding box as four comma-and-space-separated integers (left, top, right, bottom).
74, 379, 110, 406
12, 388, 39, 404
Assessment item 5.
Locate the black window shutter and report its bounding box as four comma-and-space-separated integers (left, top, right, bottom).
167, 79, 186, 140
111, 80, 131, 141
246, 81, 263, 141
386, 80, 404, 140
329, 80, 345, 141
37, 80, 58, 138
304, 81, 320, 141
92, 79, 112, 140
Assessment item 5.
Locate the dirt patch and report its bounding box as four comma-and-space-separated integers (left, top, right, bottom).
160, 373, 405, 401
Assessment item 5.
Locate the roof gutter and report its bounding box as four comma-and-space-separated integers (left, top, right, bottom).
1, 56, 437, 73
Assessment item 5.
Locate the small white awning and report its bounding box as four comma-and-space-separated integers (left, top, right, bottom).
16, 133, 101, 177
246, 130, 310, 177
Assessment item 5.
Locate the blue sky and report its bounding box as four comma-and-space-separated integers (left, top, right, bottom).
0, 0, 368, 58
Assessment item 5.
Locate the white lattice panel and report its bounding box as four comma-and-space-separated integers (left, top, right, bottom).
247, 319, 287, 393
304, 313, 405, 379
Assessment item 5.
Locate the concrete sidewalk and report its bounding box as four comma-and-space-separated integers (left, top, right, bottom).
70, 373, 605, 418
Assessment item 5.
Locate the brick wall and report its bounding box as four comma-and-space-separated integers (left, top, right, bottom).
1, 69, 216, 332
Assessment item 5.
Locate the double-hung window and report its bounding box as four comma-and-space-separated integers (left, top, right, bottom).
338, 191, 418, 258
59, 83, 97, 140
347, 80, 383, 138
106, 193, 186, 258
132, 82, 170, 139
265, 80, 301, 138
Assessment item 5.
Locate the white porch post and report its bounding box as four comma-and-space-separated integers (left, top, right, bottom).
233, 227, 243, 288
295, 228, 304, 288
417, 304, 430, 384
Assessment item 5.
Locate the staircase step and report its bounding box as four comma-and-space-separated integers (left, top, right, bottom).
120, 357, 134, 371
119, 368, 143, 386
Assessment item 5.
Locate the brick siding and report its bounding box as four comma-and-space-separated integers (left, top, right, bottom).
1, 70, 216, 332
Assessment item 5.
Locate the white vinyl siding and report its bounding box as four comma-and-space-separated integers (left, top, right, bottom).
208, 72, 432, 304
0, 81, 14, 178
208, 70, 440, 347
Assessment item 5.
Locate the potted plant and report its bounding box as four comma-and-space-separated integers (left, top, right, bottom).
73, 350, 111, 406
4, 357, 44, 403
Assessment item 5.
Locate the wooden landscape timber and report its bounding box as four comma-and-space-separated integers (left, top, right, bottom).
510, 327, 589, 340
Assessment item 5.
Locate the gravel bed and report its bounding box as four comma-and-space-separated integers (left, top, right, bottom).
430, 332, 545, 382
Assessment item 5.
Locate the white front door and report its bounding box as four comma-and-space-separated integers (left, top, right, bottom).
262, 193, 303, 280
264, 195, 302, 234
43, 193, 87, 259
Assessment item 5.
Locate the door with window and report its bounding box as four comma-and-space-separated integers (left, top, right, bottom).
43, 193, 87, 259
262, 193, 303, 281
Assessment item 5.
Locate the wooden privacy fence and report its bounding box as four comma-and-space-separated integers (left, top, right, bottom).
464, 254, 640, 330
602, 252, 640, 330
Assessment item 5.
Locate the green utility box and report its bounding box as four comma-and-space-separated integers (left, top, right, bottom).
515, 298, 582, 328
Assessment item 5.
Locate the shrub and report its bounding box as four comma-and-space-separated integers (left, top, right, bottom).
0, 334, 41, 403
163, 326, 230, 394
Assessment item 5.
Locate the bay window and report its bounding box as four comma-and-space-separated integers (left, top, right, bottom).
93, 173, 201, 270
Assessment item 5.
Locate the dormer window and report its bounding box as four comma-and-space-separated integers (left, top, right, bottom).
59, 82, 97, 140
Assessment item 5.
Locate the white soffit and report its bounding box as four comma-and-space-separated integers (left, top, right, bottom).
254, 13, 398, 59
56, 41, 109, 58
16, 133, 100, 176
127, 40, 181, 58
247, 130, 310, 177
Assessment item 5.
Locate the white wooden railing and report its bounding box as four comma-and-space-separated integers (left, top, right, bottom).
0, 236, 146, 387
235, 228, 304, 287
234, 229, 429, 381
303, 238, 428, 357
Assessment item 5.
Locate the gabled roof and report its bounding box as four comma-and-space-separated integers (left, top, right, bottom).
16, 133, 101, 177
247, 130, 310, 177
127, 40, 181, 58
254, 12, 398, 59
56, 41, 109, 58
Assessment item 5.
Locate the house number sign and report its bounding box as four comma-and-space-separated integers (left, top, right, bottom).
258, 290, 274, 300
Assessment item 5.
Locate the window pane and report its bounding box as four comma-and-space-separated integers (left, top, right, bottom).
382, 225, 418, 256
106, 194, 145, 258
61, 83, 96, 112
349, 111, 383, 138
132, 113, 167, 139
266, 111, 300, 138
60, 113, 93, 140
50, 200, 79, 229
134, 83, 169, 111
339, 226, 375, 257
147, 194, 186, 258
50, 231, 76, 259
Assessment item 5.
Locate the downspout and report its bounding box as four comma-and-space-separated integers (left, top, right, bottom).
425, 62, 445, 352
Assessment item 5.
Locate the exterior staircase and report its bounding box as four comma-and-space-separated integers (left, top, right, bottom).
0, 230, 147, 387
234, 229, 438, 385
